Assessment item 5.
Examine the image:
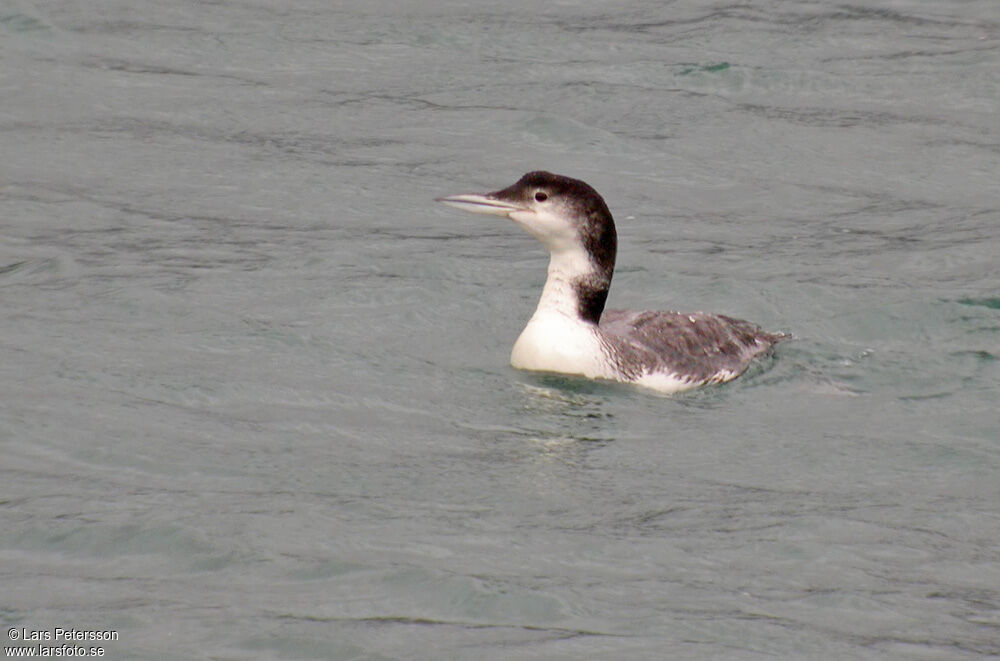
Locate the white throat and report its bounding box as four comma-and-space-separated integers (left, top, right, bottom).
532, 245, 595, 319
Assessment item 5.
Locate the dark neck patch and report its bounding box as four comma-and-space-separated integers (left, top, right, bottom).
574, 274, 612, 324
579, 207, 616, 281
575, 204, 616, 324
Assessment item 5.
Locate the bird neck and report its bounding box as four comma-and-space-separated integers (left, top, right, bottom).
533, 247, 612, 325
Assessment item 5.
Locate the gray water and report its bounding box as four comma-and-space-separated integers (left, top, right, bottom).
2, 1, 999, 659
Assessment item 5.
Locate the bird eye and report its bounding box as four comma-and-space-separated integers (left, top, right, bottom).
534, 191, 548, 202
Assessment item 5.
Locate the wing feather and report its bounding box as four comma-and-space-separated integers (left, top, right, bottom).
598, 309, 785, 383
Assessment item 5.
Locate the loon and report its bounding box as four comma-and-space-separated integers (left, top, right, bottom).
436, 171, 787, 393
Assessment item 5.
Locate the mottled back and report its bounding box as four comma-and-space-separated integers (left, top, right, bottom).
598, 309, 786, 384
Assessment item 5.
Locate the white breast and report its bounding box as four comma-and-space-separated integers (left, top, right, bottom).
510, 310, 612, 379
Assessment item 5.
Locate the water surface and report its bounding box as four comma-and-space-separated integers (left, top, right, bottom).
2, 1, 998, 659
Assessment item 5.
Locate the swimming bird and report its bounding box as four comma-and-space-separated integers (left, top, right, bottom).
436, 171, 786, 393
